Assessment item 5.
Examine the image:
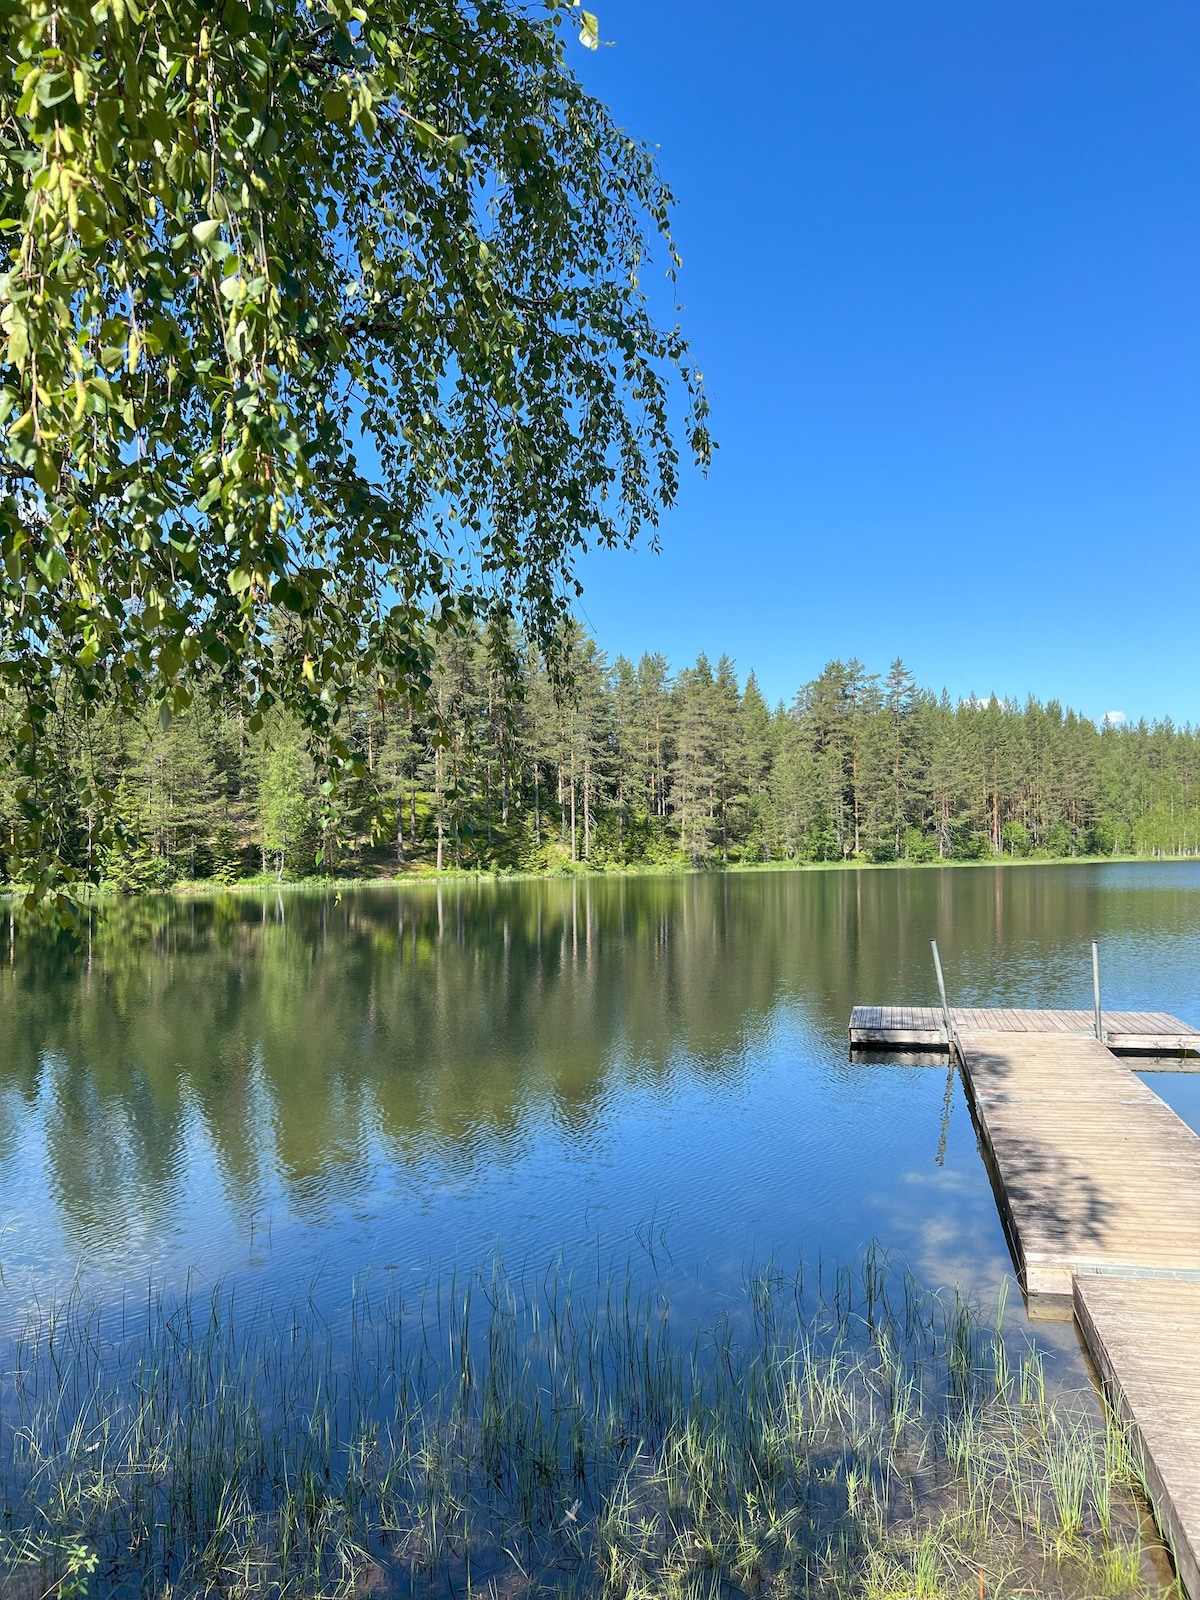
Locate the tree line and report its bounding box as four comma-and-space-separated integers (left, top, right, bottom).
4, 631, 1200, 887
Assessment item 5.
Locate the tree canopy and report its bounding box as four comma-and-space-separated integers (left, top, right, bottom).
0, 0, 710, 907
5, 636, 1199, 889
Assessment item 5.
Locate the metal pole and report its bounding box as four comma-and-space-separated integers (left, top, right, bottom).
1092, 939, 1103, 1042
931, 939, 954, 1053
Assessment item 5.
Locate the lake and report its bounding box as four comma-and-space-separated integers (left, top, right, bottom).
3, 861, 1199, 1354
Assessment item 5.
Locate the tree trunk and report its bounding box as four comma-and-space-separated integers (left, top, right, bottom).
435, 747, 444, 871
570, 746, 577, 862
583, 753, 591, 860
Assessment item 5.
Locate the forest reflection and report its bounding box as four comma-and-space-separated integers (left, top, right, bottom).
1, 865, 1198, 1254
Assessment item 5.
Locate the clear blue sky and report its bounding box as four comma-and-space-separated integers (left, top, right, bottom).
569, 1, 1200, 724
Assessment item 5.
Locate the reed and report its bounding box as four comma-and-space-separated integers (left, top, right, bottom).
0, 1254, 1175, 1600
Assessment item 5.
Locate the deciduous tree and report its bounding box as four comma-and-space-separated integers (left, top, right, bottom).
1, 0, 710, 906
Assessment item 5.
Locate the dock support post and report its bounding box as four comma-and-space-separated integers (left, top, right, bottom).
1092, 940, 1103, 1043
931, 940, 957, 1055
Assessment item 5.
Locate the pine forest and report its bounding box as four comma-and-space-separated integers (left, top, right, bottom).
6, 631, 1200, 889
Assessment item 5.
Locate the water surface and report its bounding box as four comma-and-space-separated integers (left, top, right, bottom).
2, 862, 1199, 1346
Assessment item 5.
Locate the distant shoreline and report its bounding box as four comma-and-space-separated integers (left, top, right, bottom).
5, 850, 1198, 904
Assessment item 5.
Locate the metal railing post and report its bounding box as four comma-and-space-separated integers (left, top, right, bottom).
931, 939, 957, 1057
1092, 940, 1103, 1043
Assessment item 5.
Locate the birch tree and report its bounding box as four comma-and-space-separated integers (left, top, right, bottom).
1, 0, 710, 907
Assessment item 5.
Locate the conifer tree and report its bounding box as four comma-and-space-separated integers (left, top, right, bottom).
710, 656, 746, 863
671, 655, 718, 863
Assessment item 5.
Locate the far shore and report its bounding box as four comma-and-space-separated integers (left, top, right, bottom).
5, 850, 1199, 904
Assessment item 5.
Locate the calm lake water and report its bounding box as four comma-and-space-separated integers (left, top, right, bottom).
2, 862, 1199, 1351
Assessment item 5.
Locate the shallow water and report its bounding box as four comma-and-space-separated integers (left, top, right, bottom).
2, 862, 1199, 1350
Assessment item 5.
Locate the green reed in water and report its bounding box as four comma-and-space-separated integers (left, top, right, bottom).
0, 1253, 1176, 1600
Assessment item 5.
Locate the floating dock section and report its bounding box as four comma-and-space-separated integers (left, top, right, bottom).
849, 1003, 1200, 1597
850, 1005, 1200, 1054
1076, 1277, 1200, 1600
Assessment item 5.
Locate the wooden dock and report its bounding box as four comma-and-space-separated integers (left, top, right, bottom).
850, 1004, 1200, 1596
1076, 1277, 1200, 1600
956, 1030, 1200, 1300
850, 1004, 1200, 1054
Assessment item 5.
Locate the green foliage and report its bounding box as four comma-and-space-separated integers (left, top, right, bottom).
948, 824, 990, 861
0, 0, 710, 906
210, 821, 241, 885
903, 827, 937, 862
1001, 819, 1032, 857
98, 780, 174, 892
4, 637, 1200, 883
1, 1262, 1163, 1600
1047, 819, 1075, 857
259, 724, 314, 877
67, 1543, 99, 1599
1133, 800, 1200, 858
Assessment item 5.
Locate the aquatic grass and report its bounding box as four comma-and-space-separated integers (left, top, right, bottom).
0, 1256, 1175, 1600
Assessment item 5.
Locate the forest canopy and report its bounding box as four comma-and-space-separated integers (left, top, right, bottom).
3, 636, 1199, 889
0, 0, 710, 906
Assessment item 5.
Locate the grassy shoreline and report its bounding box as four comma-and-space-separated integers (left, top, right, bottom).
4, 851, 1198, 906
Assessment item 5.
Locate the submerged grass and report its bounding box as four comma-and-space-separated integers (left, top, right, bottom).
0, 1254, 1177, 1600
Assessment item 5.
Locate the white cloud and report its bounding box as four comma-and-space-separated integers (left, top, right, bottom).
1102, 710, 1126, 727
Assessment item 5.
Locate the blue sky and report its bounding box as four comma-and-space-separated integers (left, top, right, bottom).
569, 1, 1200, 724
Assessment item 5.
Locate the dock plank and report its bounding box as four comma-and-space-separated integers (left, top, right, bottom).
848, 1005, 1200, 1057
1076, 1278, 1200, 1600
957, 1031, 1200, 1299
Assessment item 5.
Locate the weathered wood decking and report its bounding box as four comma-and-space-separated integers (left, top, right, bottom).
848, 1005, 1200, 1595
1076, 1277, 1200, 1600
850, 1004, 1200, 1054
956, 1030, 1200, 1300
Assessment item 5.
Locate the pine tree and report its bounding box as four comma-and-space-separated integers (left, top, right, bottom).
636, 654, 673, 827
883, 659, 919, 859
671, 655, 718, 863
259, 721, 315, 879
710, 656, 746, 863
521, 647, 562, 863
740, 672, 776, 860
